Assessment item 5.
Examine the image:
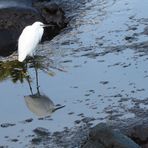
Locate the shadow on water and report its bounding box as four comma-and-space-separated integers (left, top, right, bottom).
0, 56, 65, 117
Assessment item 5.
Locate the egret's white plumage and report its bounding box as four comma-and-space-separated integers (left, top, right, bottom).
18, 22, 44, 62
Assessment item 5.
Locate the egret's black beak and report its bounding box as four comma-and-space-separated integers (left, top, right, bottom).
42, 24, 54, 27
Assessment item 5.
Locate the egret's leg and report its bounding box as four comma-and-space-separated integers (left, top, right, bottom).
26, 75, 33, 95
25, 61, 33, 95
32, 56, 40, 95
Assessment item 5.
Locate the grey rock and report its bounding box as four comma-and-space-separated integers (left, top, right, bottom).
1, 123, 15, 128
126, 123, 148, 148
82, 123, 140, 148
33, 127, 49, 136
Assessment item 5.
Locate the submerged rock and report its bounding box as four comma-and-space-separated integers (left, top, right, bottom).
0, 0, 67, 57
82, 123, 140, 148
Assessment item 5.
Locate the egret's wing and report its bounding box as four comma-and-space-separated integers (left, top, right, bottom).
38, 28, 44, 42
18, 25, 43, 62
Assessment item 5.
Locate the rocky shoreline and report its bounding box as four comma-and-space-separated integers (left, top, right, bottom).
0, 0, 148, 147
1, 117, 147, 147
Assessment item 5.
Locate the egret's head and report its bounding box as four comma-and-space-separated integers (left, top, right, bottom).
33, 21, 54, 28
33, 22, 44, 28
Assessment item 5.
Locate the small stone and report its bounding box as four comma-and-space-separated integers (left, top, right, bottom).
1, 123, 15, 128
11, 139, 18, 142
31, 138, 42, 144
100, 81, 109, 85
33, 127, 49, 136
75, 120, 81, 124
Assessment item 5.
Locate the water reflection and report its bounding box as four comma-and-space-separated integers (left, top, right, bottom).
24, 93, 55, 117
25, 62, 65, 117
0, 56, 54, 83
0, 60, 26, 83
0, 57, 64, 117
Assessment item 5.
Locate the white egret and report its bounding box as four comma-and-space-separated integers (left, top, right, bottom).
18, 21, 47, 62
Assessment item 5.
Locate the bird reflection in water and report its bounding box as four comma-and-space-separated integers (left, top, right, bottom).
24, 93, 65, 117
24, 58, 65, 117
0, 57, 65, 117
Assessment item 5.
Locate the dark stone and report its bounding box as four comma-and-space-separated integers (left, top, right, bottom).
0, 6, 42, 56
143, 26, 148, 35
125, 36, 134, 41
82, 123, 140, 148
33, 127, 49, 136
34, 1, 67, 41
22, 118, 33, 123
127, 124, 148, 147
1, 123, 15, 128
11, 138, 19, 142
100, 81, 109, 85
0, 146, 8, 148
83, 140, 104, 148
31, 137, 42, 144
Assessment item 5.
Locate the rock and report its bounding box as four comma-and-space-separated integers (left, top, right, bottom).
11, 138, 19, 142
31, 137, 42, 144
33, 1, 67, 41
0, 5, 42, 56
22, 118, 33, 123
125, 36, 134, 41
33, 127, 49, 136
1, 123, 15, 128
82, 123, 140, 148
83, 140, 104, 148
127, 124, 148, 148
0, 0, 67, 57
143, 26, 148, 35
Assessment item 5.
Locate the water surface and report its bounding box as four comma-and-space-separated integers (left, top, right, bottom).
0, 0, 148, 147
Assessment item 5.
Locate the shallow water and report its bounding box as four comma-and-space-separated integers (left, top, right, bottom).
0, 0, 148, 147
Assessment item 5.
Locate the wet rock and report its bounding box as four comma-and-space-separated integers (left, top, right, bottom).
11, 138, 19, 142
82, 52, 100, 58
143, 26, 148, 35
127, 124, 148, 148
33, 127, 49, 136
0, 1, 42, 56
125, 36, 135, 42
21, 118, 33, 123
31, 137, 42, 144
0, 0, 67, 57
1, 123, 15, 128
0, 146, 8, 148
82, 123, 140, 148
34, 2, 66, 27
81, 117, 96, 124
100, 81, 109, 85
75, 120, 81, 124
33, 1, 67, 41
